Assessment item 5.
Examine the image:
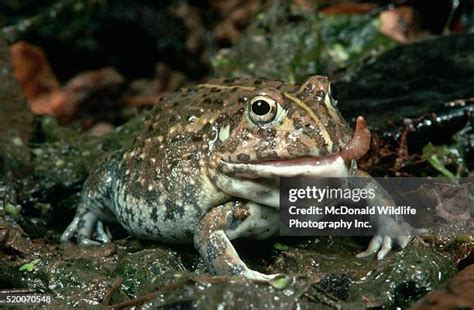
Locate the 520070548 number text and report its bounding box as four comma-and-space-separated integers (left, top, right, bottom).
0, 290, 52, 305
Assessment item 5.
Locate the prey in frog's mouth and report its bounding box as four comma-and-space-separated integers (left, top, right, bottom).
219, 116, 370, 178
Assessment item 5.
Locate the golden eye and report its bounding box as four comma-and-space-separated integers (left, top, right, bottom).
248, 95, 278, 124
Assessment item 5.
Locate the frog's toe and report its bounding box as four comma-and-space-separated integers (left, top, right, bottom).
95, 221, 112, 243
61, 209, 112, 245
376, 235, 412, 260
244, 270, 281, 282
77, 236, 102, 245
60, 216, 81, 243
357, 234, 412, 260
356, 235, 383, 258
376, 236, 393, 260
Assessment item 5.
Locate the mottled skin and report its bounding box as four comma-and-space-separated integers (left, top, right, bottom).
61, 76, 411, 280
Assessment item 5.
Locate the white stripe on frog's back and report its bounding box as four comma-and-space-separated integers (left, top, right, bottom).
283, 92, 333, 152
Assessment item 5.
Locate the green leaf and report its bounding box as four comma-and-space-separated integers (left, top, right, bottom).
19, 259, 41, 272
274, 242, 289, 251
270, 275, 291, 289
4, 203, 21, 219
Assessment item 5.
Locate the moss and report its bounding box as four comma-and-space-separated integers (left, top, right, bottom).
114, 248, 185, 297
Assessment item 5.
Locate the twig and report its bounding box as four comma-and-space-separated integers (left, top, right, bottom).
102, 276, 123, 306
109, 292, 158, 309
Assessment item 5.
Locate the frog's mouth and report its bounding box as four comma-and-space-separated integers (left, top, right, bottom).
219, 116, 370, 178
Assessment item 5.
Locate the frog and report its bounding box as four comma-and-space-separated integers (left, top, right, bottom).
60, 75, 412, 281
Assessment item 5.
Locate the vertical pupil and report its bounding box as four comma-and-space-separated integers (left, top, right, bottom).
252, 100, 271, 115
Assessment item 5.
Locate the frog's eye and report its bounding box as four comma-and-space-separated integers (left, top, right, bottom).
248, 95, 278, 124
328, 82, 338, 107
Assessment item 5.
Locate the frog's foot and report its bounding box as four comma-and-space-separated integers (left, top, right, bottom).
356, 226, 428, 260
356, 235, 411, 260
60, 209, 111, 245
194, 201, 279, 281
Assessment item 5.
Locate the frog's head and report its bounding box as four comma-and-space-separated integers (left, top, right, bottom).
210, 75, 370, 179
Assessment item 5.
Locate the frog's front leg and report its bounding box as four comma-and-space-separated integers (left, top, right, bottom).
352, 169, 412, 259
194, 201, 279, 281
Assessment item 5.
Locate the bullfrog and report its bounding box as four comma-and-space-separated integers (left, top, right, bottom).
61, 76, 411, 280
